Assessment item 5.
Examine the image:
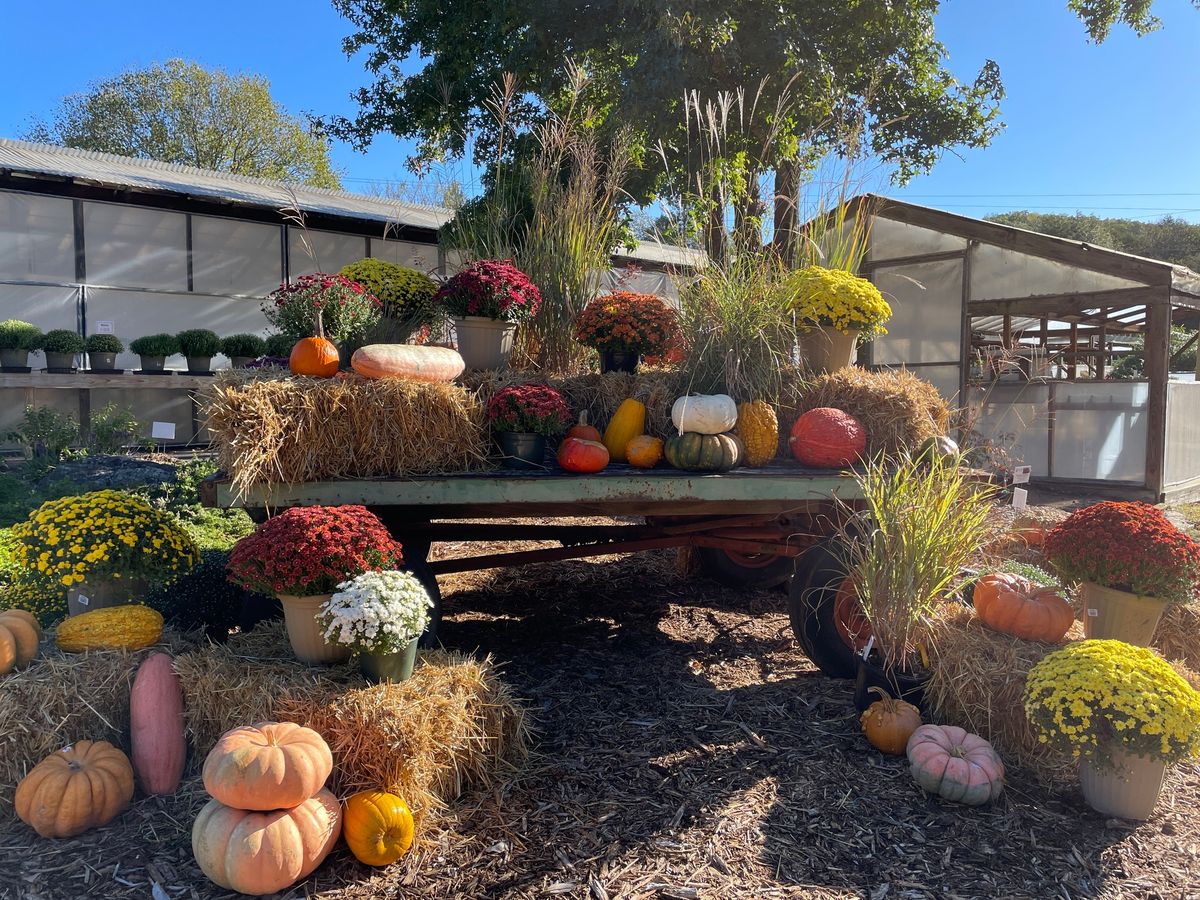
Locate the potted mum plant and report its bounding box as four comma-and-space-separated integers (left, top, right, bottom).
434, 260, 542, 370
839, 452, 994, 710
85, 333, 124, 372
788, 266, 892, 374
1025, 639, 1200, 820
318, 570, 433, 683
227, 505, 404, 664
130, 333, 181, 373
263, 273, 382, 366
11, 489, 198, 616
487, 384, 572, 469
0, 320, 43, 370
574, 291, 681, 374
176, 328, 221, 374
1044, 501, 1200, 646
340, 258, 439, 344
219, 334, 267, 368
39, 329, 85, 372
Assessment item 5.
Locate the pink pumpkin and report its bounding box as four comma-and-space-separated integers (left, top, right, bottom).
906, 724, 1004, 806
130, 652, 187, 795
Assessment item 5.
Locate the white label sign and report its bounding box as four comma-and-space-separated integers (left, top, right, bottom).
1012, 465, 1032, 485
76, 594, 89, 606
150, 421, 176, 440
1011, 487, 1028, 510
95, 320, 114, 334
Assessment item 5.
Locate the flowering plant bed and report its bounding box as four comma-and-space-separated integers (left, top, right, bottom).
318, 570, 433, 653
487, 384, 572, 436
787, 265, 891, 336
1044, 501, 1200, 604
574, 291, 681, 356
227, 505, 403, 596
11, 490, 197, 588
434, 260, 542, 323
1025, 639, 1200, 767
264, 273, 382, 345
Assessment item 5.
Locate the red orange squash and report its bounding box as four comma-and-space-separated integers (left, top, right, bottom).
906, 724, 1004, 806
557, 437, 610, 473
350, 343, 465, 382
972, 573, 1074, 642
130, 652, 186, 795
15, 740, 134, 837
789, 407, 866, 467
289, 336, 340, 377
192, 788, 342, 895
202, 722, 333, 811
565, 411, 603, 443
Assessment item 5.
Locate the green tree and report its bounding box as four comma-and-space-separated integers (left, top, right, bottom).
1070, 0, 1200, 41
27, 59, 341, 188
987, 212, 1200, 272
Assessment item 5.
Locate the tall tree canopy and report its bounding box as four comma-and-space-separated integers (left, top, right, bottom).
987, 211, 1200, 273
27, 59, 341, 188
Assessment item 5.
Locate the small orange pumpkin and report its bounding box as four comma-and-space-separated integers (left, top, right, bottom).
557, 437, 610, 473
0, 609, 40, 675
565, 411, 603, 443
859, 687, 922, 755
972, 572, 1074, 643
343, 789, 415, 866
626, 435, 664, 469
15, 740, 134, 837
289, 336, 340, 377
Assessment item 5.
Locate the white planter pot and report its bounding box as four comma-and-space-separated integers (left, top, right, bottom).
453, 316, 516, 370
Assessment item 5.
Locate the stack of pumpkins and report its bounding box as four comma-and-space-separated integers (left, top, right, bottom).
666, 394, 746, 472
192, 722, 343, 896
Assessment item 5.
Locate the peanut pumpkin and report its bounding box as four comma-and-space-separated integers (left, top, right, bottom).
55, 604, 163, 653
972, 573, 1074, 643
603, 399, 646, 463
15, 740, 134, 837
203, 722, 333, 811
907, 724, 1004, 806
343, 789, 415, 867
0, 609, 40, 674
789, 407, 866, 467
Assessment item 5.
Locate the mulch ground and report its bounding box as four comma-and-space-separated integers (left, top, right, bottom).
3, 519, 1200, 899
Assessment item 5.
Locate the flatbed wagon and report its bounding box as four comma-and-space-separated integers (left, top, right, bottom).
202, 463, 870, 677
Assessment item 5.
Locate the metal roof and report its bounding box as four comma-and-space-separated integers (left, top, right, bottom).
0, 137, 453, 232
613, 241, 706, 269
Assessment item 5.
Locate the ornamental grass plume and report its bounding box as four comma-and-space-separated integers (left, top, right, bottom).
787, 265, 892, 337
1025, 639, 1200, 767
1044, 501, 1200, 604
11, 490, 198, 588
573, 291, 681, 358
227, 505, 403, 596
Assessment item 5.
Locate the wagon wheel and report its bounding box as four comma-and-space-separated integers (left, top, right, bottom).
788, 538, 871, 679
696, 547, 796, 589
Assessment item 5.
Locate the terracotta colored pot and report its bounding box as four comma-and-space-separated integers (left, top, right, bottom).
1081, 582, 1168, 646
801, 326, 859, 374
277, 594, 351, 664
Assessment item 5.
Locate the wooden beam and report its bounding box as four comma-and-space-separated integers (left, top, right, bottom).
1069, 323, 1078, 381
967, 286, 1159, 317
860, 248, 967, 271
1145, 302, 1171, 500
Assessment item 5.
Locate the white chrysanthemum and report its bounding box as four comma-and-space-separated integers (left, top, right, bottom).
317, 569, 433, 653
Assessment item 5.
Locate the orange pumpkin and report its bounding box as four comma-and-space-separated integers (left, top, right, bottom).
565, 411, 603, 443
202, 722, 333, 811
192, 788, 342, 895
557, 437, 609, 473
972, 573, 1074, 642
15, 740, 134, 837
0, 609, 40, 675
789, 407, 866, 467
907, 724, 1004, 806
289, 336, 340, 377
626, 435, 665, 469
343, 789, 415, 867
859, 687, 922, 755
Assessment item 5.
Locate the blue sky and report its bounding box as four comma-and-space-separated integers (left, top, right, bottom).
1, 0, 1197, 221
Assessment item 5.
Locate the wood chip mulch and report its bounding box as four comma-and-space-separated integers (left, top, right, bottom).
2, 518, 1199, 899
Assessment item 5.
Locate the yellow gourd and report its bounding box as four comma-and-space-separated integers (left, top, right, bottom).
603, 399, 646, 463
56, 604, 163, 653
735, 400, 779, 467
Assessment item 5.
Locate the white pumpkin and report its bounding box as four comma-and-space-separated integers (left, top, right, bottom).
671, 394, 738, 435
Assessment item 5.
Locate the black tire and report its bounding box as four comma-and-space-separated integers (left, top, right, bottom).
697, 547, 796, 589
405, 557, 443, 649
788, 538, 860, 678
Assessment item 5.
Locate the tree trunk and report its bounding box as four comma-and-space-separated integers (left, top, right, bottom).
773, 159, 799, 266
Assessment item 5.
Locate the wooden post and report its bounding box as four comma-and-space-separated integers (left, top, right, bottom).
1144, 299, 1171, 500
1098, 307, 1107, 380
1068, 322, 1078, 381
958, 244, 973, 413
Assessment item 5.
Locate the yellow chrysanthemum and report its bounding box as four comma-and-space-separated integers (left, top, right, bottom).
787, 265, 892, 337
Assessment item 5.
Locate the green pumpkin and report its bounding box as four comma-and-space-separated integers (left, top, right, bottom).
664, 432, 743, 472
916, 434, 960, 465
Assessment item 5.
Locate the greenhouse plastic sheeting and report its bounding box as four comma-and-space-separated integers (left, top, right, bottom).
0, 283, 78, 334
191, 215, 283, 297
367, 238, 441, 274
1051, 382, 1148, 483
868, 216, 967, 260
967, 383, 1051, 476
288, 229, 369, 277
82, 201, 188, 291
0, 192, 74, 282
1165, 383, 1200, 488
871, 258, 963, 366
968, 243, 1141, 302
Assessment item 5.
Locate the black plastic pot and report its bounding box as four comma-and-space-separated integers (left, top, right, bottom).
496, 431, 547, 470
599, 349, 639, 374
853, 651, 928, 713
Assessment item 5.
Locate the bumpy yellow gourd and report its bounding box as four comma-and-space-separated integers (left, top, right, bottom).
56, 604, 163, 653
603, 398, 646, 463
735, 401, 779, 467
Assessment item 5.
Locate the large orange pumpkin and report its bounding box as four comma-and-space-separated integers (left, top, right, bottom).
343, 789, 415, 867
130, 652, 186, 795
202, 722, 333, 811
15, 740, 134, 837
906, 724, 1004, 806
789, 407, 866, 467
289, 336, 340, 377
972, 573, 1074, 642
192, 788, 342, 895
0, 609, 40, 674
557, 437, 610, 473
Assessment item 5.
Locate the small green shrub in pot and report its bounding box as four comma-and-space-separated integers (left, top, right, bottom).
263, 332, 294, 358
220, 333, 267, 366
340, 258, 439, 344
176, 328, 221, 372
39, 329, 85, 370
0, 320, 44, 368
129, 333, 180, 372
84, 333, 125, 371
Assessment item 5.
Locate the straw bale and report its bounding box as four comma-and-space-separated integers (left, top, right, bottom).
925, 604, 1083, 783
203, 371, 489, 497
1151, 603, 1200, 673
782, 367, 950, 457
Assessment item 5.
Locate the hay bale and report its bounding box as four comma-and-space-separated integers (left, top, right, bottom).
781, 367, 950, 458
203, 371, 489, 496
1154, 604, 1200, 673
176, 623, 528, 825
925, 604, 1083, 783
